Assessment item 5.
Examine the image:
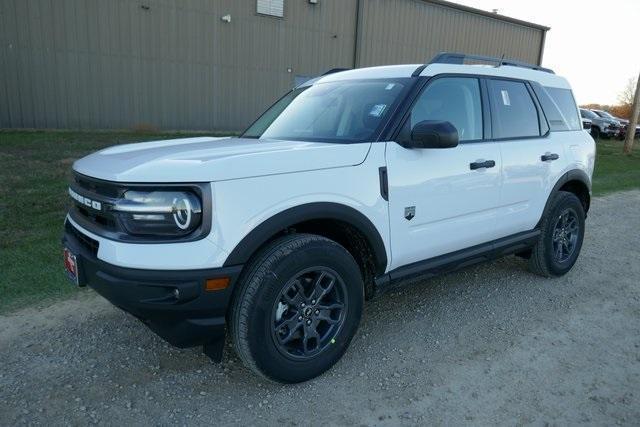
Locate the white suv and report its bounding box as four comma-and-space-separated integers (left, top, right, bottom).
62, 53, 595, 383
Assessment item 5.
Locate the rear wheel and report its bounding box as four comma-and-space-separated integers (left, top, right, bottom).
528, 191, 585, 277
230, 234, 363, 383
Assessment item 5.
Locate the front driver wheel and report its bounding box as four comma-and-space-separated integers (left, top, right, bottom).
230, 234, 363, 383
528, 191, 585, 277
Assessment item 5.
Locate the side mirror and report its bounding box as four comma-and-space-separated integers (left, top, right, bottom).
583, 121, 591, 130
405, 120, 459, 149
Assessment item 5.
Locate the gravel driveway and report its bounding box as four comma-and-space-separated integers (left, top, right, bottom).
2, 191, 639, 426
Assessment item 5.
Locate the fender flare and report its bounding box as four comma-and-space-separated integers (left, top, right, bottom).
222, 202, 388, 274
538, 169, 592, 226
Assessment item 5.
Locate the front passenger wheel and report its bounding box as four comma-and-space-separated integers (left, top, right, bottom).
528, 191, 585, 277
230, 234, 363, 383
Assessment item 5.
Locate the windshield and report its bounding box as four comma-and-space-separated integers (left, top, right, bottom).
581, 109, 598, 119
242, 79, 411, 143
595, 110, 614, 119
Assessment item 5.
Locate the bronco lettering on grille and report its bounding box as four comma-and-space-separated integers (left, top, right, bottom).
68, 188, 102, 211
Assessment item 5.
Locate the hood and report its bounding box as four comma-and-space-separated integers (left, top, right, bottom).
73, 137, 371, 183
602, 117, 620, 125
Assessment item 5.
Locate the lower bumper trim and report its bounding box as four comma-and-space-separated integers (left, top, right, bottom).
62, 221, 243, 355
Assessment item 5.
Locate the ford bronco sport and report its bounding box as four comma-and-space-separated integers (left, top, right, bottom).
62, 53, 595, 383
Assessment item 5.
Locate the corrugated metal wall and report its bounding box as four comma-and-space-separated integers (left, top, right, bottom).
0, 0, 545, 131
0, 0, 358, 130
356, 0, 544, 67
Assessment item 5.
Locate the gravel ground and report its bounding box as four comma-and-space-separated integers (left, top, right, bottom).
1, 190, 640, 426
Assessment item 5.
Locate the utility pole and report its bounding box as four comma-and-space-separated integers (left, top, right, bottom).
623, 71, 640, 155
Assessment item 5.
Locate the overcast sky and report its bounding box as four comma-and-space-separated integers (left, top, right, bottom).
453, 0, 640, 105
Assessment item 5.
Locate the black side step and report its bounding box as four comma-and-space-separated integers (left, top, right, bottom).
375, 229, 540, 292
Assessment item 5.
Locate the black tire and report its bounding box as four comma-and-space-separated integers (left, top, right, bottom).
590, 126, 600, 140
229, 234, 363, 383
528, 191, 585, 277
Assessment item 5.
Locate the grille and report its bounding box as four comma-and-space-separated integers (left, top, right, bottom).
65, 220, 99, 256
70, 173, 120, 232
73, 173, 121, 198
74, 204, 117, 230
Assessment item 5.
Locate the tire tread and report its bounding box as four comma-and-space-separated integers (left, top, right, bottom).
528, 191, 584, 277
230, 233, 348, 381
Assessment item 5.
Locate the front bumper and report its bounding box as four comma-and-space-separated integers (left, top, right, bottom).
620, 127, 640, 138
62, 220, 243, 359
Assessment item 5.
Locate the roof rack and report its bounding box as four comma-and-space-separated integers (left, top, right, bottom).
429, 52, 554, 74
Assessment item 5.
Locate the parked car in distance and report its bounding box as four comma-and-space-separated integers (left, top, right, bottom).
62, 53, 595, 383
597, 111, 640, 140
592, 109, 623, 124
581, 108, 619, 139
596, 110, 640, 140
618, 122, 640, 140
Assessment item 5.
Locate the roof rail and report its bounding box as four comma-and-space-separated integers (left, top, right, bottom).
428, 52, 554, 74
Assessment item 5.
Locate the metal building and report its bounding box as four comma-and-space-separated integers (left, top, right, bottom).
0, 0, 548, 131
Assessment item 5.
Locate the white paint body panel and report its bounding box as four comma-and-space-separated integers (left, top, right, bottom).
385, 141, 502, 270
68, 63, 595, 273
421, 64, 572, 89
74, 142, 390, 271
211, 143, 390, 264
73, 137, 370, 182
494, 133, 568, 239
66, 214, 229, 270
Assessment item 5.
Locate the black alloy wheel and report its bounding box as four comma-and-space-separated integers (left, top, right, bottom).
528, 191, 585, 277
271, 268, 347, 359
551, 208, 579, 263
230, 234, 363, 383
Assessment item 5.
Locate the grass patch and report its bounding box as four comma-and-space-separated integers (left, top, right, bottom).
592, 138, 640, 196
0, 131, 638, 313
0, 130, 234, 313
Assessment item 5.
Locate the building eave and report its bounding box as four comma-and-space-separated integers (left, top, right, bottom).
422, 0, 551, 32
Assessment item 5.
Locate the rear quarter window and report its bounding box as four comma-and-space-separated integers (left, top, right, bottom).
534, 86, 582, 131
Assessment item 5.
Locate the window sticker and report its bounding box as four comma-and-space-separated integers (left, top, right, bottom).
501, 90, 511, 106
385, 83, 396, 90
369, 104, 387, 117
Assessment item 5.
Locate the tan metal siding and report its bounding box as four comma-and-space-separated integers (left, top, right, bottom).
0, 0, 357, 130
0, 0, 544, 131
357, 0, 543, 67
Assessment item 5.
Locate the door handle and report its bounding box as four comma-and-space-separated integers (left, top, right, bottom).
469, 160, 496, 170
541, 153, 559, 162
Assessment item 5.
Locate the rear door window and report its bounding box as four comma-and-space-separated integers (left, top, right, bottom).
488, 79, 540, 139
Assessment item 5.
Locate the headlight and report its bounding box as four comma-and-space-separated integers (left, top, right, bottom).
113, 190, 202, 236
